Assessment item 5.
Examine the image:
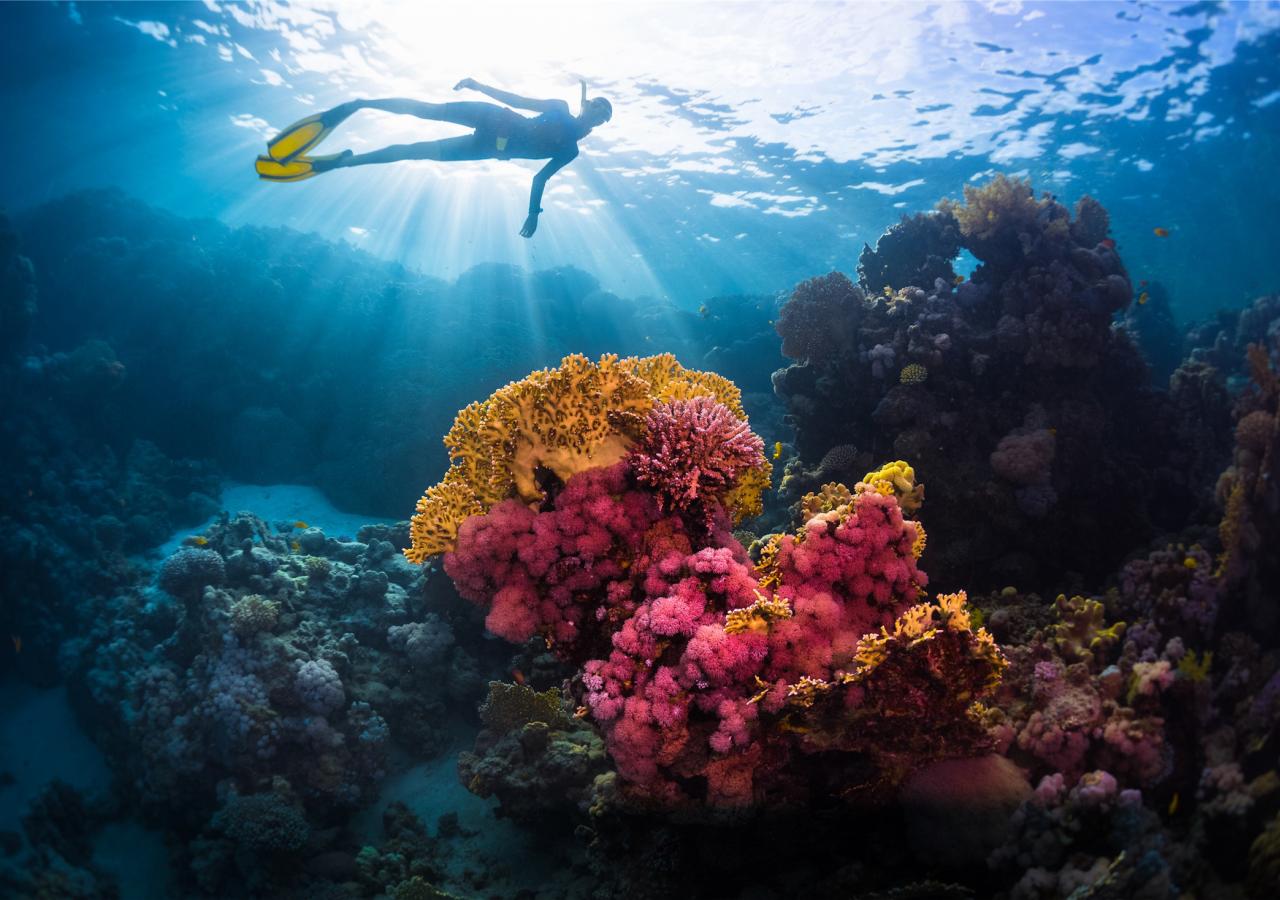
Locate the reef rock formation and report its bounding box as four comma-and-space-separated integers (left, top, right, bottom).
772, 176, 1218, 590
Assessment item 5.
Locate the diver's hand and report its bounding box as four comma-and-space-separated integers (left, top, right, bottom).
520, 212, 539, 238
454, 78, 478, 91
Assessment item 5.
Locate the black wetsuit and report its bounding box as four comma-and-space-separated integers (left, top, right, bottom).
425, 100, 581, 217
441, 101, 580, 163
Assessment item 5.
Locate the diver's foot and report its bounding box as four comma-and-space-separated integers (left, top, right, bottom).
312, 149, 353, 173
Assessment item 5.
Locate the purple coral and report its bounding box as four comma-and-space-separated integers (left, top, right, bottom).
294, 658, 344, 715
990, 427, 1056, 486
387, 616, 455, 669
630, 396, 765, 520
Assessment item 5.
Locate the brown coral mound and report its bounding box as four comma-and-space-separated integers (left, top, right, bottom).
775, 271, 868, 364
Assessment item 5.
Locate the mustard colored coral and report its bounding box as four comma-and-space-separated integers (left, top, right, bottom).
724, 590, 793, 635
860, 459, 925, 514
407, 353, 770, 561
799, 481, 856, 520
406, 470, 485, 563
1052, 593, 1125, 667
847, 590, 1006, 692
899, 362, 928, 385
940, 173, 1066, 245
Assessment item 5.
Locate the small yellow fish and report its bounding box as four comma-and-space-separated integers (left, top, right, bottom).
1168, 792, 1179, 815
883, 285, 893, 297
699, 304, 709, 318
1183, 556, 1198, 570
1137, 292, 1149, 305
1153, 227, 1169, 238
294, 520, 309, 530
291, 540, 301, 552
10, 635, 21, 654
954, 274, 965, 285
190, 535, 208, 546
773, 441, 783, 460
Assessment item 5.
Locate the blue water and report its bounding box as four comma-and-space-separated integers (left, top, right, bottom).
3, 3, 1280, 898
1, 1, 1277, 319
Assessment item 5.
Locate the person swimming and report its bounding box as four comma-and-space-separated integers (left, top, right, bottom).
256, 79, 613, 238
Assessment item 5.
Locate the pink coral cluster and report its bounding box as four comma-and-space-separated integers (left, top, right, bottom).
997, 639, 1170, 789
444, 449, 937, 807
630, 397, 766, 523
762, 489, 925, 697
444, 462, 663, 653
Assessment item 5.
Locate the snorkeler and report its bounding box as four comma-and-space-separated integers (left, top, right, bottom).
256, 79, 612, 238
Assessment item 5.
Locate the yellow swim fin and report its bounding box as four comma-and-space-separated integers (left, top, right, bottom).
266, 105, 354, 163
255, 152, 348, 183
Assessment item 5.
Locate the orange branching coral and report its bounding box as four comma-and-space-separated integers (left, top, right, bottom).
850, 591, 1004, 684
911, 521, 927, 560
407, 353, 771, 561
406, 471, 485, 564
724, 464, 772, 523
626, 353, 747, 415
754, 534, 784, 591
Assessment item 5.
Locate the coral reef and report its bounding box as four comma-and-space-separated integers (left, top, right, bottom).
771, 177, 1217, 589
458, 682, 611, 823
59, 512, 487, 894
1213, 337, 1280, 639
4, 180, 1279, 899
857, 210, 962, 297
412, 354, 1006, 813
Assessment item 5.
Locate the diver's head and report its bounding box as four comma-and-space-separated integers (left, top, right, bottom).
581, 96, 612, 129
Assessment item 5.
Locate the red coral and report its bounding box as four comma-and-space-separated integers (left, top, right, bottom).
629, 397, 766, 523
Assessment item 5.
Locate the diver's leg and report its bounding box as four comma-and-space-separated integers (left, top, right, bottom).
349, 99, 507, 128
327, 134, 492, 168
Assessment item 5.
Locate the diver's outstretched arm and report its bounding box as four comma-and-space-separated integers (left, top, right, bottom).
455, 77, 569, 115
520, 149, 580, 238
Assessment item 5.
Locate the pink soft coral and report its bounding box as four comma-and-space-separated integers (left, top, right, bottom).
765, 489, 926, 688
444, 462, 660, 652
446, 455, 975, 809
